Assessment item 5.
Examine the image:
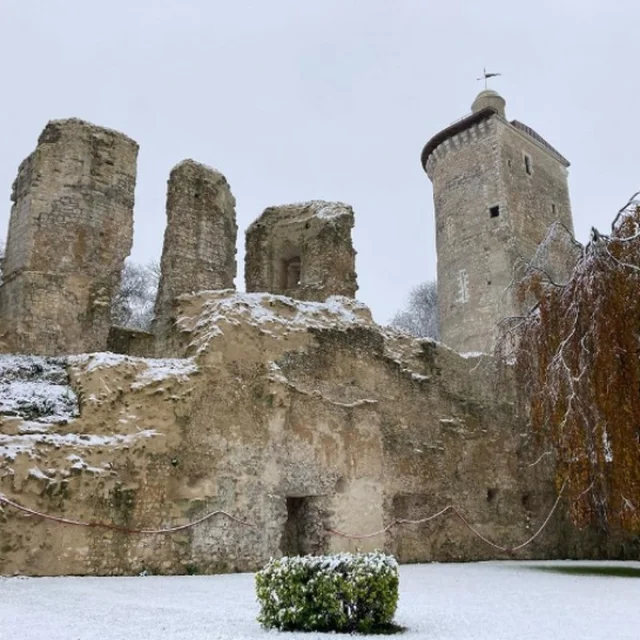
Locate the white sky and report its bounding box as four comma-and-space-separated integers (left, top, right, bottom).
1, 0, 638, 324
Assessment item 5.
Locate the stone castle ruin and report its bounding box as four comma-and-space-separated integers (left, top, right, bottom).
245, 201, 357, 302
0, 94, 635, 577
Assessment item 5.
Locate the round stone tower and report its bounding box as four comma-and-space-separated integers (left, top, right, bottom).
421, 90, 574, 354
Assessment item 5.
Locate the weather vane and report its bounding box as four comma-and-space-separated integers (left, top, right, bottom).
477, 68, 502, 90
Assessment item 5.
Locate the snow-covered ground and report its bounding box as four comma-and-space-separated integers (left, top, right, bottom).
1, 561, 638, 639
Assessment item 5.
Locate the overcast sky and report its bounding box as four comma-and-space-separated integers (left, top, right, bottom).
1, 1, 638, 324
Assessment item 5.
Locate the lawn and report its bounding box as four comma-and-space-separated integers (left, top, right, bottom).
1, 561, 638, 639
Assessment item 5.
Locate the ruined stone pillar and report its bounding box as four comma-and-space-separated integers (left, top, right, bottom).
0, 119, 138, 355
245, 201, 357, 301
153, 160, 238, 342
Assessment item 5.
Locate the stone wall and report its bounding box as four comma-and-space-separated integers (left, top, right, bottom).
426, 116, 516, 354
499, 121, 574, 262
107, 326, 155, 357
2, 293, 626, 577
245, 201, 357, 301
153, 160, 237, 345
0, 119, 137, 355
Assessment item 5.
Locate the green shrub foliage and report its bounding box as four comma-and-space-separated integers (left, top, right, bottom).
255, 552, 399, 633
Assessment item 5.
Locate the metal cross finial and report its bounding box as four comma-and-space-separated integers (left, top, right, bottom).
477, 68, 502, 89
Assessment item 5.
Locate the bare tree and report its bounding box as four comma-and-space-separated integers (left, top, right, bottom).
390, 281, 439, 340
111, 260, 159, 331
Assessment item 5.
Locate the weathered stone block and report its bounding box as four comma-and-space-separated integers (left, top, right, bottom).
107, 326, 155, 357
245, 201, 357, 301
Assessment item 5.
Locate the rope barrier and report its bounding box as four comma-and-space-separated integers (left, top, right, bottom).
0, 494, 255, 535
0, 481, 567, 553
326, 480, 568, 554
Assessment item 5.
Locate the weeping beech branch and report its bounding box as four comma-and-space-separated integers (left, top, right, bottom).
507, 196, 640, 534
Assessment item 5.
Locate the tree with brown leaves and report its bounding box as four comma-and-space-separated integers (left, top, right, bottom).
512, 195, 640, 535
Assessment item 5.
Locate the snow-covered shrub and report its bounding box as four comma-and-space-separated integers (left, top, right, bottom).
255, 552, 399, 633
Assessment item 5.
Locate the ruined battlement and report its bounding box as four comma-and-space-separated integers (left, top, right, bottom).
0, 123, 357, 357
245, 200, 357, 302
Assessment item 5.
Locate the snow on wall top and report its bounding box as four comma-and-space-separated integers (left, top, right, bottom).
176, 292, 372, 353
0, 353, 196, 455
0, 355, 78, 424
247, 200, 353, 231
0, 429, 159, 463
170, 158, 224, 178
68, 353, 198, 388
290, 200, 352, 221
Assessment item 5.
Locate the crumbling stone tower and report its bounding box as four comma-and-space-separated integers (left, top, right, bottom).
154, 160, 238, 341
422, 90, 574, 353
245, 200, 357, 301
0, 119, 138, 355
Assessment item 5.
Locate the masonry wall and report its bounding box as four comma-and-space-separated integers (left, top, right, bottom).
426, 117, 517, 354
0, 119, 138, 355
245, 201, 357, 301
153, 160, 237, 343
498, 121, 573, 262
2, 292, 628, 577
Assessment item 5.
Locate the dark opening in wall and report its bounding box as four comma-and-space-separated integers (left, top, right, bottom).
282, 497, 305, 556
551, 203, 557, 215
280, 496, 327, 556
524, 154, 532, 175
489, 205, 500, 218
279, 256, 301, 291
